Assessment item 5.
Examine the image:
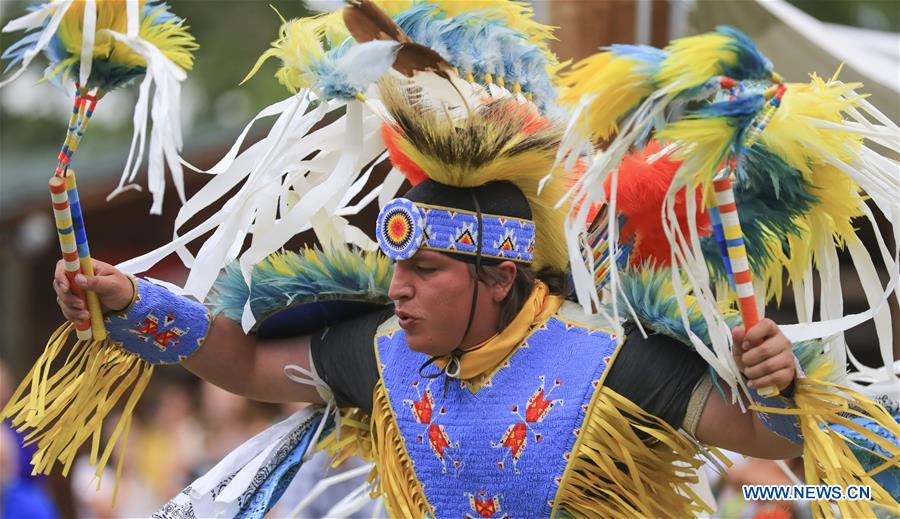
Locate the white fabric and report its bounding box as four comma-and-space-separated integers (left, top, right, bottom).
188, 408, 321, 518
118, 94, 391, 330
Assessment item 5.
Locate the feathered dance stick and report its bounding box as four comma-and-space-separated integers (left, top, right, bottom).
0, 0, 197, 494
561, 28, 900, 515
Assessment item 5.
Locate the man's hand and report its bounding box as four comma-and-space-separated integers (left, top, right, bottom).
731, 318, 795, 393
53, 259, 134, 322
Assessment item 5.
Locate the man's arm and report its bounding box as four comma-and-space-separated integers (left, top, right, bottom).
694, 381, 801, 459
53, 259, 325, 405
182, 316, 323, 404
694, 319, 802, 459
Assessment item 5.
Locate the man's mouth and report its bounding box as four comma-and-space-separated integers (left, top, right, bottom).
395, 310, 419, 329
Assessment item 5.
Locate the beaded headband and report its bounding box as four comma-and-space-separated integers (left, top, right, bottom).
376, 197, 536, 263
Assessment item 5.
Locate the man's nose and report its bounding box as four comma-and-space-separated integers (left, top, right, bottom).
388, 266, 413, 301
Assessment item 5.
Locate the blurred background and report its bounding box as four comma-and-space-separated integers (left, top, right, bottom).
0, 0, 897, 517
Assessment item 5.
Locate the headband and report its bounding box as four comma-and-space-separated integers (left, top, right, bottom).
376, 197, 536, 264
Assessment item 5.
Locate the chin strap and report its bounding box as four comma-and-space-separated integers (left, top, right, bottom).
418, 189, 484, 387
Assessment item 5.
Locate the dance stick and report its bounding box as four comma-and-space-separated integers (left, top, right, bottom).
55, 88, 102, 176
50, 176, 92, 340
65, 171, 106, 340
713, 176, 778, 398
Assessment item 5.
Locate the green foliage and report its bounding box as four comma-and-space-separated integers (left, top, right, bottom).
788, 0, 900, 32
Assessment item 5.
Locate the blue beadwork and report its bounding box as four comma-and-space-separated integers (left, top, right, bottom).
377, 198, 426, 260
377, 313, 617, 517
376, 198, 536, 263
106, 278, 210, 365
750, 387, 803, 445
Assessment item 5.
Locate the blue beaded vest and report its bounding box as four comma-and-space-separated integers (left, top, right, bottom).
375, 302, 620, 518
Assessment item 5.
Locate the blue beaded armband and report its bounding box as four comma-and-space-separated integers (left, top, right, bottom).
106, 278, 211, 365
750, 359, 805, 444
750, 388, 803, 444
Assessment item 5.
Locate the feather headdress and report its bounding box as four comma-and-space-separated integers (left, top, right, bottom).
379, 79, 570, 271
118, 0, 562, 330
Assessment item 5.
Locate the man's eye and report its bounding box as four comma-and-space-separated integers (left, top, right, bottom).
415, 265, 436, 274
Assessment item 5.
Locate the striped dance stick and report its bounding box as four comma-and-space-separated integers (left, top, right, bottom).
49, 176, 92, 340
713, 176, 779, 397
65, 171, 107, 340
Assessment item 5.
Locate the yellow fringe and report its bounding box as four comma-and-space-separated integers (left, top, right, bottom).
316, 382, 432, 517
551, 386, 721, 517
751, 377, 900, 518
368, 381, 432, 516
316, 408, 375, 466
1, 322, 153, 502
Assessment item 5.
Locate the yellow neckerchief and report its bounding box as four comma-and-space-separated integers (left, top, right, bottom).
434, 280, 564, 384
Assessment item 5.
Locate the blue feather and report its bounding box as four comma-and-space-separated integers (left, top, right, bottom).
715, 26, 773, 82
208, 247, 393, 325
609, 44, 666, 71
694, 92, 765, 126
702, 144, 819, 281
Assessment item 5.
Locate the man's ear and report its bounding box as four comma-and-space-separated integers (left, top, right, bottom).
490, 261, 517, 302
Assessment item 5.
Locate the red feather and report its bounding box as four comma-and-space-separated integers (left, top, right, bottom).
382, 123, 428, 186
606, 141, 711, 266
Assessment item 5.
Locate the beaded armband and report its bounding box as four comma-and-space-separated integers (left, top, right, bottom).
749, 358, 805, 444
105, 278, 211, 364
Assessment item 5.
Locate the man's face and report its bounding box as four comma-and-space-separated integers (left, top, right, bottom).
388, 250, 485, 356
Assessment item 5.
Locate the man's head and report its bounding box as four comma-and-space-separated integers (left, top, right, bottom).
377, 180, 538, 355
389, 250, 518, 355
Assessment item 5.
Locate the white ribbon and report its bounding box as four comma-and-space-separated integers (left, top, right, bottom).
106, 28, 188, 214
78, 0, 96, 87
0, 0, 75, 88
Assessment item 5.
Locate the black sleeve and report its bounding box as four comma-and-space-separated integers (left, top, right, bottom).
310, 306, 394, 415
603, 323, 709, 430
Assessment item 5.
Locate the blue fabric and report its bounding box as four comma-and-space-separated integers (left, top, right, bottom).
377, 198, 536, 264
1, 482, 59, 519
377, 314, 618, 517
235, 414, 328, 519
106, 278, 210, 364
749, 387, 803, 445
1, 422, 59, 519
830, 412, 900, 500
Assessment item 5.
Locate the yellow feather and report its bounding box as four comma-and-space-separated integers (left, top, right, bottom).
133, 9, 197, 71
558, 52, 656, 140
312, 10, 350, 48
56, 0, 196, 72
242, 17, 325, 92
657, 32, 736, 90
785, 164, 864, 284
371, 0, 416, 16
759, 231, 790, 306
656, 117, 736, 186
58, 0, 133, 61
761, 76, 864, 176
